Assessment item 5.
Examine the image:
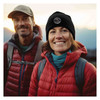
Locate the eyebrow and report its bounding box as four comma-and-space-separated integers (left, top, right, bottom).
12, 15, 29, 19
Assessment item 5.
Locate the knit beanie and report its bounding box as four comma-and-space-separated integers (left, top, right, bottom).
46, 11, 75, 40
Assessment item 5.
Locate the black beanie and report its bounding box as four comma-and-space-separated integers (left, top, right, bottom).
46, 11, 75, 40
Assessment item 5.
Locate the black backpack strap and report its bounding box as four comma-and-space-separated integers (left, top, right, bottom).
7, 44, 14, 70
34, 40, 44, 63
38, 59, 46, 81
75, 57, 87, 92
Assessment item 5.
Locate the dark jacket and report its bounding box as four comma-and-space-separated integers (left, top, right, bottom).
28, 41, 96, 96
4, 32, 42, 96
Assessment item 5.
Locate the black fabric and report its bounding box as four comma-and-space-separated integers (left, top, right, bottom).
46, 11, 75, 40
75, 57, 87, 93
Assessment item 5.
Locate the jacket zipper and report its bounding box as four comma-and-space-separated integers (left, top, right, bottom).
53, 66, 58, 96
18, 55, 24, 96
22, 64, 26, 80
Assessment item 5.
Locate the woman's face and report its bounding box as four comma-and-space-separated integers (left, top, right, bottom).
48, 27, 72, 56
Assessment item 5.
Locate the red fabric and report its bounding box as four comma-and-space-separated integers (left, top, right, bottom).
28, 41, 96, 96
4, 37, 41, 96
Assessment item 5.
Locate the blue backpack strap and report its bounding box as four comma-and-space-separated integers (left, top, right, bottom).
38, 59, 46, 81
75, 57, 87, 92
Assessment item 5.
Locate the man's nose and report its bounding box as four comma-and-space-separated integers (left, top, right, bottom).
18, 20, 25, 26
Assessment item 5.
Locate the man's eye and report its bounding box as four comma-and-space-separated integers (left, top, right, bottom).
13, 18, 19, 22
23, 17, 28, 21
49, 30, 55, 34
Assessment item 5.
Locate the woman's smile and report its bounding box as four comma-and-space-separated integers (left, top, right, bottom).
49, 27, 72, 55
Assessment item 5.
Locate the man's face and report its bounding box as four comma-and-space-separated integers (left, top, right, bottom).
12, 12, 34, 38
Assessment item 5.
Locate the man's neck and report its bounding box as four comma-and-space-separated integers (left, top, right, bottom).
19, 34, 34, 46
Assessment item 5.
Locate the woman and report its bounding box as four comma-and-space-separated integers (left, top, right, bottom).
28, 11, 96, 96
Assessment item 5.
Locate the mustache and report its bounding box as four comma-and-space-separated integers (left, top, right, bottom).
17, 25, 29, 30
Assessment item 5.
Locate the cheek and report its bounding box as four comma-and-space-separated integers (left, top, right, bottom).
64, 33, 70, 40
28, 22, 33, 31
14, 24, 17, 31
48, 38, 52, 48
48, 33, 52, 41
48, 37, 54, 51
30, 24, 33, 31
29, 19, 34, 28
13, 22, 19, 30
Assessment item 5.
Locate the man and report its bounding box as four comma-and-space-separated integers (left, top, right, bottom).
4, 5, 43, 96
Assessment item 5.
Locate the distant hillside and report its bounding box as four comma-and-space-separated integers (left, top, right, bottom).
4, 27, 96, 50
3, 27, 96, 66
76, 28, 96, 49
4, 27, 14, 43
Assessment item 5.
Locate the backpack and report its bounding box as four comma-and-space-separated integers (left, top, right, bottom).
7, 40, 44, 70
37, 57, 87, 92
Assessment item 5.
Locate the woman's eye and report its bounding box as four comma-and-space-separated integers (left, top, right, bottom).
61, 28, 68, 32
62, 29, 68, 32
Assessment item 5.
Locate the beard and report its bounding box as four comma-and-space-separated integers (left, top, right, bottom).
20, 33, 31, 38
16, 25, 32, 38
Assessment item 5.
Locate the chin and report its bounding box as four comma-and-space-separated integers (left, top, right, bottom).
20, 33, 30, 37
54, 49, 66, 53
55, 48, 67, 51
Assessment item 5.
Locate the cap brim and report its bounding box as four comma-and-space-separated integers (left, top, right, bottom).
8, 10, 32, 18
8, 11, 19, 18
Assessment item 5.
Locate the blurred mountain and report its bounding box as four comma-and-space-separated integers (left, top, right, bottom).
4, 27, 14, 43
4, 27, 96, 66
76, 28, 96, 50
86, 49, 96, 66
4, 27, 96, 50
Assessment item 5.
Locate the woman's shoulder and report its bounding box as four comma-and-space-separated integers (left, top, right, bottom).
84, 61, 96, 79
85, 62, 96, 72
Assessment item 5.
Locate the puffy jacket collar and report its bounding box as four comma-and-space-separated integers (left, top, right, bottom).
8, 32, 41, 53
41, 41, 87, 66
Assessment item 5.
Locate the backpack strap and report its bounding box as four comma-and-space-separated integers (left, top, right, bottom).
7, 44, 14, 70
37, 56, 87, 92
12, 60, 35, 65
7, 40, 44, 69
75, 57, 87, 92
34, 40, 44, 63
38, 59, 46, 81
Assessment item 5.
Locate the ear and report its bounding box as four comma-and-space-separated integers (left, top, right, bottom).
32, 17, 35, 26
33, 20, 35, 26
31, 17, 35, 26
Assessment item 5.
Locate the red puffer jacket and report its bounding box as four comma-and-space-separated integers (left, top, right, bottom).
4, 34, 42, 96
28, 41, 96, 96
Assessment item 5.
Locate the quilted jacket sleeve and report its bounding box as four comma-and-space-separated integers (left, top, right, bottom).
4, 43, 8, 87
28, 62, 40, 96
83, 62, 96, 96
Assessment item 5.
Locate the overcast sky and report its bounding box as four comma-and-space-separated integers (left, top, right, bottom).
4, 3, 96, 32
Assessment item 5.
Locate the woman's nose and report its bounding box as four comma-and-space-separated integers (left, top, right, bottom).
55, 32, 62, 39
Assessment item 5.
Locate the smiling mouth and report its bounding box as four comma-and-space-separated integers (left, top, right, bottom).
54, 41, 65, 45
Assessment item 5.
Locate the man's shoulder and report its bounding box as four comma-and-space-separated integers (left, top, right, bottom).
4, 42, 8, 49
